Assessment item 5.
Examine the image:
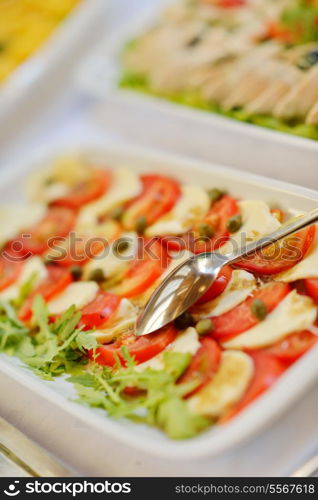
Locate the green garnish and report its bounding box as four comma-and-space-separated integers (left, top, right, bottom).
88, 268, 105, 283
44, 177, 55, 186
0, 294, 210, 439
135, 215, 147, 234
251, 298, 268, 321
113, 238, 129, 255
13, 272, 38, 309
110, 206, 125, 221
197, 223, 215, 239
195, 319, 214, 336
0, 300, 29, 352
226, 214, 243, 233
69, 350, 209, 440
208, 188, 225, 206
280, 3, 318, 45
118, 73, 318, 141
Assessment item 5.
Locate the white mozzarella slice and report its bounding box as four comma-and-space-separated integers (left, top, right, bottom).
275, 228, 318, 282
41, 183, 69, 203
26, 154, 90, 203
83, 232, 139, 280
77, 168, 142, 228
91, 298, 138, 343
26, 167, 54, 202
47, 281, 99, 315
223, 291, 317, 350
0, 204, 45, 247
0, 257, 48, 301
193, 270, 256, 319
219, 200, 281, 255
188, 350, 254, 418
135, 327, 200, 372
145, 185, 210, 237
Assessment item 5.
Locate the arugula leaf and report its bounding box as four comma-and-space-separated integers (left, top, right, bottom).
75, 332, 97, 352
13, 272, 38, 309
0, 300, 29, 352
0, 293, 211, 439
157, 397, 210, 440
67, 373, 97, 388
163, 351, 191, 379
73, 350, 210, 439
18, 296, 92, 376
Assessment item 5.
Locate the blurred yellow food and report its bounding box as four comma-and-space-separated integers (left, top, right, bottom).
0, 0, 81, 83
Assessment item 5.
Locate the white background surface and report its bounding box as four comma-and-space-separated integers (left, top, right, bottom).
0, 0, 318, 477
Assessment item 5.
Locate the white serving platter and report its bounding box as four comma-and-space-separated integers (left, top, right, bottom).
0, 142, 318, 467
77, 0, 318, 188
0, 0, 106, 125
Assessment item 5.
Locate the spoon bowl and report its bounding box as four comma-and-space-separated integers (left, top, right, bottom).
136, 252, 228, 336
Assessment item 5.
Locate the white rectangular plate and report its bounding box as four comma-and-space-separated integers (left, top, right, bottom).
0, 142, 318, 464
76, 0, 318, 188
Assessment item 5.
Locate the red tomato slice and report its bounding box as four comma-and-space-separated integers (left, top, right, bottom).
79, 291, 121, 330
89, 325, 178, 367
12, 207, 76, 256
304, 278, 318, 304
51, 169, 111, 210
162, 195, 239, 254
19, 266, 73, 321
109, 238, 168, 298
178, 338, 221, 397
220, 351, 285, 423
235, 226, 316, 275
193, 195, 239, 254
194, 266, 233, 305
0, 258, 23, 292
122, 175, 181, 230
264, 330, 318, 364
211, 282, 291, 341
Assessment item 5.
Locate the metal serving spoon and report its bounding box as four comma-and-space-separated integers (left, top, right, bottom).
137, 207, 318, 336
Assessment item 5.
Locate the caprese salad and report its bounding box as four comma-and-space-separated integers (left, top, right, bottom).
0, 153, 317, 439
120, 0, 318, 140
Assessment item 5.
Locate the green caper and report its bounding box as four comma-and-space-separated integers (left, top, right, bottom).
195, 319, 214, 336
251, 298, 268, 321
197, 222, 215, 238
114, 239, 129, 255
111, 206, 125, 221
226, 214, 243, 233
208, 188, 225, 206
70, 265, 83, 281
44, 256, 54, 264
88, 268, 105, 283
135, 215, 147, 234
174, 311, 194, 330
44, 177, 55, 186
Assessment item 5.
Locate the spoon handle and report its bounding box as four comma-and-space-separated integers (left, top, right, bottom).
227, 207, 318, 265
